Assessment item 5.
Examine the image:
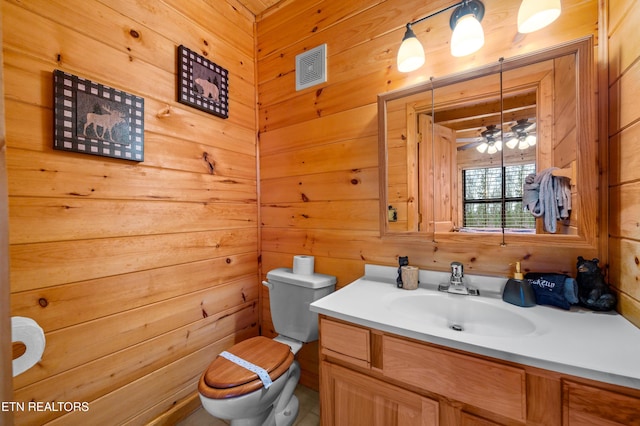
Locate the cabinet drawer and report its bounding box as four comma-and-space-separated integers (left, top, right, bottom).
383, 335, 526, 422
321, 318, 370, 368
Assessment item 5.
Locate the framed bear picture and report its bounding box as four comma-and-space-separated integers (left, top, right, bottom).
53, 69, 144, 162
177, 45, 229, 119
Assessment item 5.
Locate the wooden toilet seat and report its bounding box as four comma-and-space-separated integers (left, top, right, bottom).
198, 336, 294, 399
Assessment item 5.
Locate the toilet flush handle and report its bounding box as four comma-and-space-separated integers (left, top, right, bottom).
262, 280, 273, 289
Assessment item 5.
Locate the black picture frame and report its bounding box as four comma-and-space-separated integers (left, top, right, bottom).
53, 69, 144, 162
177, 45, 229, 119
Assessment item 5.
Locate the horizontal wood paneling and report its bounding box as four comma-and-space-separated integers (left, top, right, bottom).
607, 0, 640, 81
260, 168, 379, 203
2, 63, 257, 156
12, 253, 258, 332
14, 277, 258, 389
609, 59, 640, 135
259, 103, 378, 155
3, 0, 258, 424
3, 0, 256, 114
609, 121, 640, 185
257, 0, 605, 389
7, 149, 257, 202
607, 0, 640, 328
10, 229, 257, 293
258, 0, 600, 272
9, 198, 256, 244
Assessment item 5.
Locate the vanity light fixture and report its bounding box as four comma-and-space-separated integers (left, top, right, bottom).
517, 0, 561, 33
449, 0, 485, 57
397, 0, 484, 72
397, 24, 426, 73
397, 0, 562, 72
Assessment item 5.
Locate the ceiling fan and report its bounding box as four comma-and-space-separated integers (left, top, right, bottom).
505, 118, 537, 149
456, 124, 503, 154
456, 119, 537, 154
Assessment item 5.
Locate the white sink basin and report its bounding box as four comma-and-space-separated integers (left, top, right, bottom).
386, 292, 537, 337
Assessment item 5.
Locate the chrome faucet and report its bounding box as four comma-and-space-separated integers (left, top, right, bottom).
438, 262, 479, 295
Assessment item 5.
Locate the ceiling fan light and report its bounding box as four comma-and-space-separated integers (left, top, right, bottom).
518, 139, 529, 150
451, 14, 485, 57
397, 24, 425, 72
487, 144, 497, 155
495, 140, 502, 151
476, 142, 488, 153
517, 0, 561, 34
526, 134, 537, 146
506, 137, 518, 149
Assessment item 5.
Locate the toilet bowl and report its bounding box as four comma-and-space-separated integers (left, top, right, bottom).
197, 267, 336, 426
198, 336, 300, 426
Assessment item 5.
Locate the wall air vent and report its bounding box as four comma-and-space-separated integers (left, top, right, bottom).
295, 44, 327, 91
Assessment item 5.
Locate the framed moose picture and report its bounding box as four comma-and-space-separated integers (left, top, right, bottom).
177, 45, 229, 119
53, 69, 144, 162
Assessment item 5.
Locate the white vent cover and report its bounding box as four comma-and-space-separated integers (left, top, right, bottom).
295, 44, 327, 91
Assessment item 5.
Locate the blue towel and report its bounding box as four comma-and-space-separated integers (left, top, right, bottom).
563, 277, 579, 304
523, 167, 572, 233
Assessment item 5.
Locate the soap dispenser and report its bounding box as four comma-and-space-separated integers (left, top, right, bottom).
502, 262, 536, 307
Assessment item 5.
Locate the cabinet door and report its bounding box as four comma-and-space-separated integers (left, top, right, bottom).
321, 362, 438, 426
563, 380, 640, 425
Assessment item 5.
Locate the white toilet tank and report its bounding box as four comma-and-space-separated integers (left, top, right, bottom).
264, 268, 336, 343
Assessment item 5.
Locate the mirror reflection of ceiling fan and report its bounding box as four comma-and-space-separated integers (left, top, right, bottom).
456, 119, 537, 154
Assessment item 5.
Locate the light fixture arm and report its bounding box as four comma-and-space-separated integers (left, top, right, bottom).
405, 1, 464, 28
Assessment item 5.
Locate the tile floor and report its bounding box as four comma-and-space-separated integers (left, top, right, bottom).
176, 384, 319, 426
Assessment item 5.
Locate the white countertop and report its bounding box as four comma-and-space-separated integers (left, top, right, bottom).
310, 264, 640, 390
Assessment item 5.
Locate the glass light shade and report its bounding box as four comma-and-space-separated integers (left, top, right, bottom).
487, 144, 498, 155
518, 139, 529, 150
476, 142, 488, 153
517, 0, 561, 34
506, 137, 518, 149
526, 134, 536, 146
495, 140, 503, 151
451, 14, 485, 57
397, 33, 425, 72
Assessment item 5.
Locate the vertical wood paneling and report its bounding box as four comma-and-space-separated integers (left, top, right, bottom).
3, 0, 258, 424
0, 3, 15, 423
607, 0, 640, 328
257, 0, 602, 388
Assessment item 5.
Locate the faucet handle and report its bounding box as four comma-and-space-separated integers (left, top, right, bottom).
450, 261, 464, 279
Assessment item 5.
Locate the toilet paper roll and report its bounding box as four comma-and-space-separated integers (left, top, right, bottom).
11, 316, 46, 377
293, 255, 315, 275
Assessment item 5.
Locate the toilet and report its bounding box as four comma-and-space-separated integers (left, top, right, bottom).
198, 267, 336, 426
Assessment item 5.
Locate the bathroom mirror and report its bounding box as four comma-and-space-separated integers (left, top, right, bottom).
378, 37, 597, 247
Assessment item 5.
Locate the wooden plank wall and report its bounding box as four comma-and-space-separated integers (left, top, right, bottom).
608, 0, 640, 327
3, 0, 259, 424
0, 4, 14, 425
256, 0, 601, 388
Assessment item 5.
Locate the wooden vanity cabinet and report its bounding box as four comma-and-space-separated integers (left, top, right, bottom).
318, 316, 640, 426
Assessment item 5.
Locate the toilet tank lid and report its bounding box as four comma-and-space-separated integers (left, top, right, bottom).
266, 268, 336, 289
